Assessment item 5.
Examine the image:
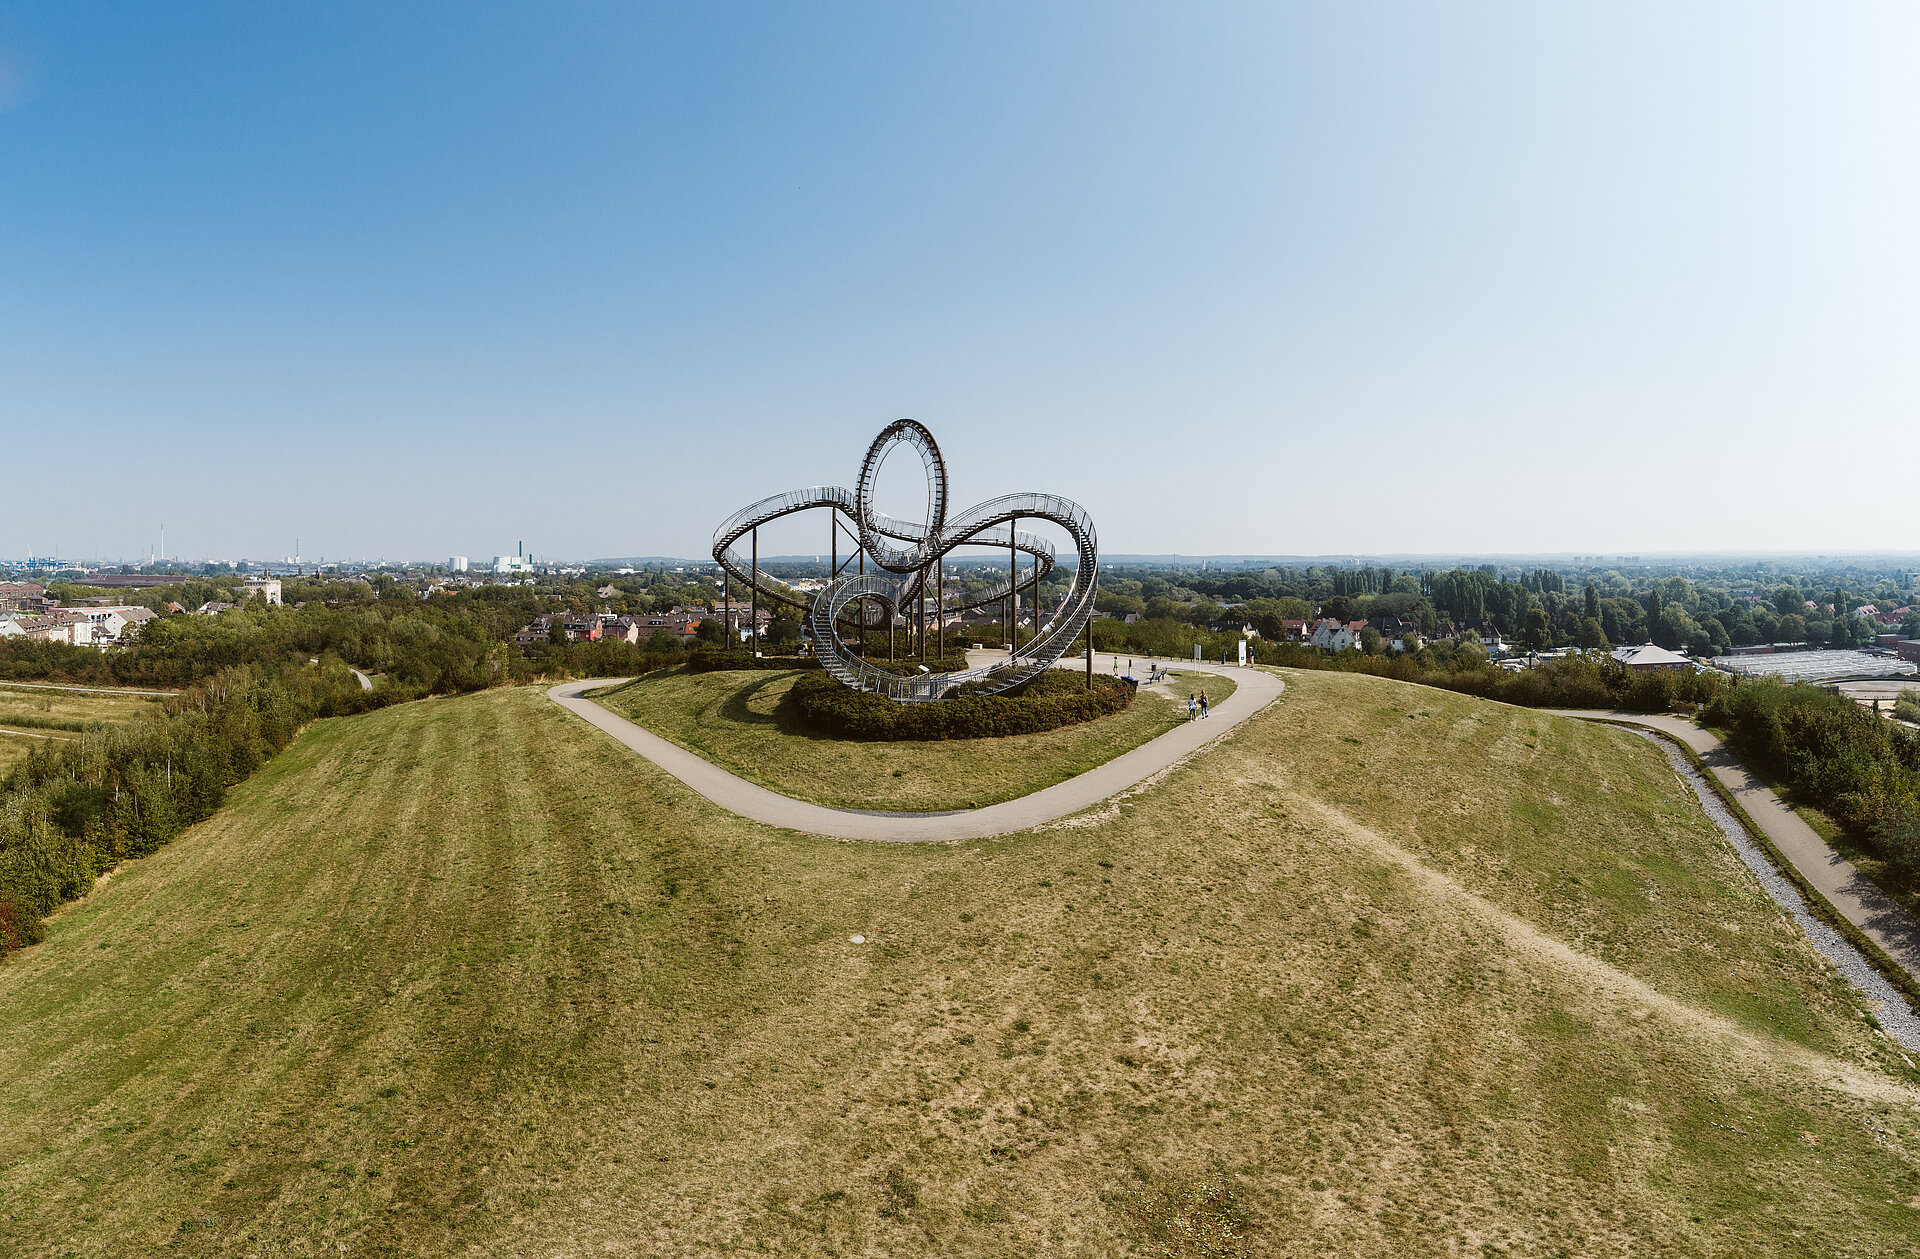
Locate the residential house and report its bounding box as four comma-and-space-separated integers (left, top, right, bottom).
0, 611, 94, 645
1462, 621, 1506, 655
0, 582, 48, 613
73, 606, 157, 645
1308, 618, 1358, 652
532, 613, 602, 643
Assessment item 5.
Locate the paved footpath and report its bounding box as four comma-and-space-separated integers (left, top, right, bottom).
548, 656, 1282, 843
1547, 708, 1920, 985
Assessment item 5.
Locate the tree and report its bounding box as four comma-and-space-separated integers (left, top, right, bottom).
1654, 605, 1688, 650
1576, 616, 1608, 649
547, 617, 568, 646
769, 607, 802, 648
1359, 626, 1385, 655
1584, 582, 1600, 621
695, 616, 726, 645
1523, 608, 1551, 651
1322, 595, 1357, 623
1775, 585, 1804, 618
1904, 608, 1920, 639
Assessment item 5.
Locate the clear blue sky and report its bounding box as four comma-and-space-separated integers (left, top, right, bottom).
4, 3, 1917, 564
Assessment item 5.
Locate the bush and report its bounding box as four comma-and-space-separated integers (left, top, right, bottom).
687, 650, 822, 674
0, 897, 44, 951
787, 669, 1134, 741
1702, 677, 1920, 856
1251, 642, 1725, 713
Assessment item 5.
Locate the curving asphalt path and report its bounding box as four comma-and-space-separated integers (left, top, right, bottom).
547, 656, 1282, 842
1547, 708, 1920, 986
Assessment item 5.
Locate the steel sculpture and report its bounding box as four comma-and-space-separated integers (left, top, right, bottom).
711, 419, 1099, 702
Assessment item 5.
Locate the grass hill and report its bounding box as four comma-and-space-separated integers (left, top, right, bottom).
1, 671, 1918, 1256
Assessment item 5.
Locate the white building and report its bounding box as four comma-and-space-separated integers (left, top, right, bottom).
241, 579, 282, 605
1308, 618, 1359, 652
449, 556, 469, 573
493, 555, 532, 575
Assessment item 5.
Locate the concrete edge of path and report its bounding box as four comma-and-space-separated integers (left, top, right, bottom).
546, 658, 1284, 842
1544, 707, 1920, 988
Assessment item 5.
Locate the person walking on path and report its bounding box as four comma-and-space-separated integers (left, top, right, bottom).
1200, 691, 1210, 719
1188, 694, 1197, 722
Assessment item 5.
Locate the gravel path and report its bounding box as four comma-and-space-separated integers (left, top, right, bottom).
547, 657, 1283, 842
1635, 729, 1920, 1053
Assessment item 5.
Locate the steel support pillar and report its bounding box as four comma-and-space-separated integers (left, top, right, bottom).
1008, 514, 1017, 658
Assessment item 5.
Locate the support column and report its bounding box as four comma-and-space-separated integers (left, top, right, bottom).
750, 527, 758, 658
935, 554, 943, 661
1007, 515, 1016, 658
1085, 620, 1093, 690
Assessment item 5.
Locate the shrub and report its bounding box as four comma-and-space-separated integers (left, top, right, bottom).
687, 650, 822, 674
787, 669, 1133, 741
0, 896, 44, 952
1251, 642, 1725, 713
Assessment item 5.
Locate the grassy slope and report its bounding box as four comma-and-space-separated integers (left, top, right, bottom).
1, 672, 1918, 1257
599, 666, 1234, 812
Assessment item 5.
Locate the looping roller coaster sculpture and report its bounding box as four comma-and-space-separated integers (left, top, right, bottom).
711, 419, 1099, 702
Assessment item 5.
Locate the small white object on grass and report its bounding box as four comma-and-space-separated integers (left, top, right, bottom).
849, 934, 866, 944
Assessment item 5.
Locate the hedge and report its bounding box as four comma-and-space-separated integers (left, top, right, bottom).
786, 669, 1133, 741
1702, 677, 1920, 880
687, 650, 822, 673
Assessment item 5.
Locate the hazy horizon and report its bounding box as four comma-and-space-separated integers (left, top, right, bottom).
6, 4, 1917, 562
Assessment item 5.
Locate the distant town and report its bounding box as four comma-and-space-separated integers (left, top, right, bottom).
6, 550, 1919, 717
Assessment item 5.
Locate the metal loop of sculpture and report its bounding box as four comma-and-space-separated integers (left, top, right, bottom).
711, 419, 1099, 702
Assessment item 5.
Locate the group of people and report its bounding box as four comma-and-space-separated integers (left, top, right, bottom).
1187, 691, 1209, 721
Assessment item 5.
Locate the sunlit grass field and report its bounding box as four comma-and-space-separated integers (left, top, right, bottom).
1, 672, 1917, 1256
596, 665, 1236, 812
0, 685, 165, 776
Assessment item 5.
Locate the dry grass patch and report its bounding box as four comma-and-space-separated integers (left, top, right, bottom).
0, 674, 1916, 1257
0, 685, 164, 730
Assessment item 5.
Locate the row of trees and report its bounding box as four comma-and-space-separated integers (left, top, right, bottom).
1704, 680, 1920, 883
